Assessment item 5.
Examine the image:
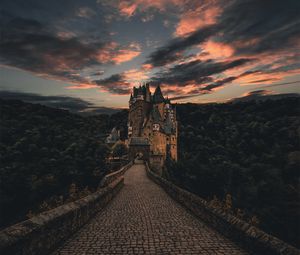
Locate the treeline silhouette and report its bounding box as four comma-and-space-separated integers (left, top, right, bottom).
166, 98, 300, 248
0, 99, 128, 229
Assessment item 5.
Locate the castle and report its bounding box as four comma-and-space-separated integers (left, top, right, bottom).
128, 83, 178, 163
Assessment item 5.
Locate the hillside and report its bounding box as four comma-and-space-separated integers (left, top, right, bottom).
167, 97, 300, 247
0, 99, 128, 229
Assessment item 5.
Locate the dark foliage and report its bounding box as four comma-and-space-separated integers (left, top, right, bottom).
0, 99, 128, 229
166, 98, 300, 247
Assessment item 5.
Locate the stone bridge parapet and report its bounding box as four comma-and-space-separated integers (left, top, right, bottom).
0, 162, 132, 255
145, 163, 300, 255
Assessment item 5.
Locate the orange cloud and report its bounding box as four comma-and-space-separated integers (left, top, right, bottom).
124, 69, 149, 81
112, 49, 141, 64
117, 0, 184, 17
175, 5, 221, 37
222, 51, 300, 86
141, 63, 153, 70
118, 2, 138, 16
202, 40, 235, 59
96, 42, 141, 64
66, 84, 98, 89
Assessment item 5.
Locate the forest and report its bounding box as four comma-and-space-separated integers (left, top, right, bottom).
1, 96, 299, 248
0, 99, 128, 229
165, 97, 300, 248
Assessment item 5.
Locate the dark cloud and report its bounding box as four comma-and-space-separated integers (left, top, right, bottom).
218, 0, 300, 55
0, 15, 105, 84
146, 0, 300, 71
94, 74, 131, 95
146, 25, 218, 67
152, 58, 252, 86
0, 0, 118, 87
200, 70, 261, 91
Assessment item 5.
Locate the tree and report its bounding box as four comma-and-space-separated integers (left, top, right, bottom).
112, 142, 128, 158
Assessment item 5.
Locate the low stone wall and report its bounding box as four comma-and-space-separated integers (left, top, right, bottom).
146, 164, 300, 255
99, 161, 133, 187
0, 164, 130, 255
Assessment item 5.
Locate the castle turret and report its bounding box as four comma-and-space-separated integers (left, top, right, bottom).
145, 83, 151, 102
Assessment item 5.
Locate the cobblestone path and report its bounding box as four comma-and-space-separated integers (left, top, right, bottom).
53, 163, 248, 255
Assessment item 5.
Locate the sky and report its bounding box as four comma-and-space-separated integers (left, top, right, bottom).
0, 0, 300, 111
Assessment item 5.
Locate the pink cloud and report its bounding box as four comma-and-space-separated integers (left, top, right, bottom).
124, 69, 149, 81
175, 5, 221, 37
66, 84, 98, 89
201, 40, 235, 59
117, 0, 184, 17
118, 2, 138, 16
112, 49, 141, 64
96, 42, 141, 64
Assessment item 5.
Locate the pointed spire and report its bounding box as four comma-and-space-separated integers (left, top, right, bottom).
153, 84, 165, 103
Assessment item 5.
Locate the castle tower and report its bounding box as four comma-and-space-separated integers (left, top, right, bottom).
128, 83, 177, 163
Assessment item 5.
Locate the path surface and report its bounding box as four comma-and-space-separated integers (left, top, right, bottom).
53, 163, 248, 255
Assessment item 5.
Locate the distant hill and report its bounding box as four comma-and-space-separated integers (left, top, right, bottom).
230, 90, 300, 103
0, 90, 121, 115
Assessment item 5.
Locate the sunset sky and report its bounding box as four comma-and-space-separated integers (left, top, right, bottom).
1, 0, 299, 111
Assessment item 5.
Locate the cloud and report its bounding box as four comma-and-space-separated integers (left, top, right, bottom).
0, 13, 141, 92
123, 69, 149, 81
0, 16, 105, 85
96, 42, 141, 65
116, 0, 184, 17
143, 0, 300, 99
201, 40, 235, 59
94, 74, 132, 95
218, 0, 300, 55
152, 58, 252, 87
146, 25, 218, 67
1, 0, 299, 101
91, 67, 150, 94
175, 3, 221, 37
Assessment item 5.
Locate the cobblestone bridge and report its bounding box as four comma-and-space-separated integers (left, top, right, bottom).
54, 162, 248, 255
